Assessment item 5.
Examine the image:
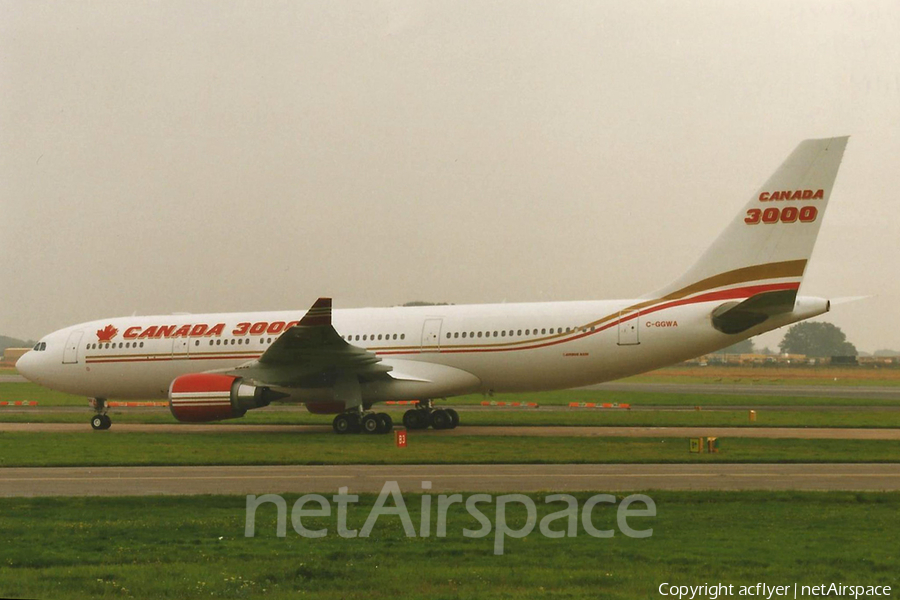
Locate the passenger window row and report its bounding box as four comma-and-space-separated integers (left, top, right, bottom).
87, 342, 146, 350
87, 337, 279, 351
337, 325, 597, 345
342, 333, 406, 342
206, 338, 273, 346
445, 325, 594, 340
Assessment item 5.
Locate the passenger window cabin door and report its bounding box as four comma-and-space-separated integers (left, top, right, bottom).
172, 337, 189, 359
421, 318, 443, 352
617, 310, 640, 346
63, 330, 84, 364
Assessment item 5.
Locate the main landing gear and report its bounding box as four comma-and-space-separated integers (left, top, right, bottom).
402, 401, 459, 431
332, 411, 394, 435
89, 398, 112, 430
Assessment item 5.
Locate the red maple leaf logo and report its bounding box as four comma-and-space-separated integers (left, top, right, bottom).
97, 325, 118, 343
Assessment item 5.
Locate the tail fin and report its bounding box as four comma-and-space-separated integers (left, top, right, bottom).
652, 137, 848, 301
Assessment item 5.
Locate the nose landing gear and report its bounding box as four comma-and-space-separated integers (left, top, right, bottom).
89, 398, 112, 430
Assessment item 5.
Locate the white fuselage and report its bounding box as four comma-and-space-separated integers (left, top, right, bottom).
15, 294, 829, 403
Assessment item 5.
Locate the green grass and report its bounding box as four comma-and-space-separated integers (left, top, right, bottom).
0, 492, 896, 599
0, 382, 91, 406
2, 432, 900, 467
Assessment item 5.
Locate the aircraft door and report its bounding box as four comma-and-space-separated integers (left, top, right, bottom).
617, 310, 640, 346
421, 318, 443, 352
63, 330, 84, 364
172, 337, 189, 359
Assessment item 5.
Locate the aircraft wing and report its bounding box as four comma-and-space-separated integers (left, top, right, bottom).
227, 297, 391, 387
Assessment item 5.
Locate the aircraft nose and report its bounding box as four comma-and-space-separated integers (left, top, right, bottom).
16, 351, 38, 383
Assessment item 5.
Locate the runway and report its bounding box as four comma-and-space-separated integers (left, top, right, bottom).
2, 463, 899, 496
2, 422, 900, 439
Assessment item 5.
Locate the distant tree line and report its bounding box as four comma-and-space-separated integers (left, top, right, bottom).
0, 335, 36, 353
778, 322, 856, 357
401, 301, 453, 307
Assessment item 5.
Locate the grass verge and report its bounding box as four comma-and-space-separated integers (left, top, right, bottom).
0, 492, 896, 599
2, 432, 900, 467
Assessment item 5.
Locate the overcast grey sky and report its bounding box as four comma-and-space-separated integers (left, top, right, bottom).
1, 0, 898, 352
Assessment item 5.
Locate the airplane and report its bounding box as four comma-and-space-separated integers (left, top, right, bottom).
16, 137, 848, 433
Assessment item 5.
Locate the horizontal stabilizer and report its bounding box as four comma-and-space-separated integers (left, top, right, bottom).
711, 289, 798, 334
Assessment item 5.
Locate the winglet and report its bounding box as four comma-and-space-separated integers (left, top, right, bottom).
299, 297, 332, 327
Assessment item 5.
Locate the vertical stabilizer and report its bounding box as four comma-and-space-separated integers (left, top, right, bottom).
652, 137, 848, 300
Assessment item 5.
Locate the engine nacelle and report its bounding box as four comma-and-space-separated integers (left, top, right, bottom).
168, 373, 281, 423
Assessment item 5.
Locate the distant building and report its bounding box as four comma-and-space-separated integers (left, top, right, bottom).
2, 347, 29, 365
685, 352, 806, 366
858, 355, 900, 366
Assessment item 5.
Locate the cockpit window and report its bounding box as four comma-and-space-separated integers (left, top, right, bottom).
32, 342, 47, 351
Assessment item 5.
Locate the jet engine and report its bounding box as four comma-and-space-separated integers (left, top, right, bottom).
168, 373, 285, 422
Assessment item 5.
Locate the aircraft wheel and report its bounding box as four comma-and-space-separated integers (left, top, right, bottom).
377, 413, 393, 434
332, 414, 353, 434
413, 410, 431, 430
362, 414, 381, 434
446, 408, 459, 429
91, 415, 105, 430
403, 409, 425, 430
430, 409, 451, 430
